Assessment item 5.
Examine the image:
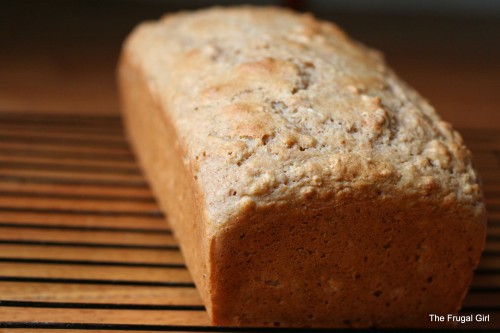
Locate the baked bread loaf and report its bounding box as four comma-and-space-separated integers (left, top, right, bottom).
118, 6, 486, 328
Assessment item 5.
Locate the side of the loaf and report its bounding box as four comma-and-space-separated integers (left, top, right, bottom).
118, 53, 214, 314
119, 6, 486, 328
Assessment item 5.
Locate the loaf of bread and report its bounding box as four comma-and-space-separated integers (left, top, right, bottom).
118, 6, 486, 328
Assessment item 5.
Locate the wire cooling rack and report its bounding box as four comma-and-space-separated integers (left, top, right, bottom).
0, 112, 498, 331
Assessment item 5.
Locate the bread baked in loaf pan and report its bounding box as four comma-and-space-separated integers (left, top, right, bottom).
118, 6, 486, 328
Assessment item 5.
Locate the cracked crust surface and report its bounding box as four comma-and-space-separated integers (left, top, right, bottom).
124, 6, 483, 228
119, 6, 486, 327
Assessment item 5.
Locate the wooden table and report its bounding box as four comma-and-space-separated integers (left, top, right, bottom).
0, 1, 499, 331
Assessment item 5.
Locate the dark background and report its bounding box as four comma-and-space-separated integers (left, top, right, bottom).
1, 0, 499, 128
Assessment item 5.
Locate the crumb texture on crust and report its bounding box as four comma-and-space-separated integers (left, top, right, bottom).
124, 6, 484, 228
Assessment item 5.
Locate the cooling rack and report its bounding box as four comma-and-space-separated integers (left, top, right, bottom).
0, 112, 498, 331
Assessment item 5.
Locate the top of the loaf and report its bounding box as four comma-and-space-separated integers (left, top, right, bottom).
123, 6, 484, 227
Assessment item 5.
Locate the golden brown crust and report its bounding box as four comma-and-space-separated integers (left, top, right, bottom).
119, 54, 213, 311
118, 6, 486, 327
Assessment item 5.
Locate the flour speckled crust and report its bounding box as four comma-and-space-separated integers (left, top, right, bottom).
119, 6, 486, 328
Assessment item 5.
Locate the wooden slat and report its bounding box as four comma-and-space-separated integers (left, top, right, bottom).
486, 238, 500, 250
478, 170, 500, 181
0, 146, 134, 162
0, 142, 133, 156
0, 282, 203, 305
0, 154, 138, 169
0, 122, 124, 138
0, 323, 191, 333
0, 206, 161, 218
483, 211, 500, 220
0, 308, 211, 326
464, 141, 500, 151
463, 291, 500, 308
478, 257, 500, 270
0, 134, 128, 150
0, 126, 127, 142
0, 180, 153, 199
0, 195, 158, 212
0, 113, 122, 127
0, 168, 145, 183
0, 193, 158, 212
471, 274, 500, 288
0, 323, 184, 333
0, 175, 147, 189
486, 197, 500, 205
0, 244, 185, 264
0, 160, 140, 176
0, 212, 167, 230
0, 263, 192, 282
0, 227, 176, 246
486, 226, 500, 239
483, 184, 500, 192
